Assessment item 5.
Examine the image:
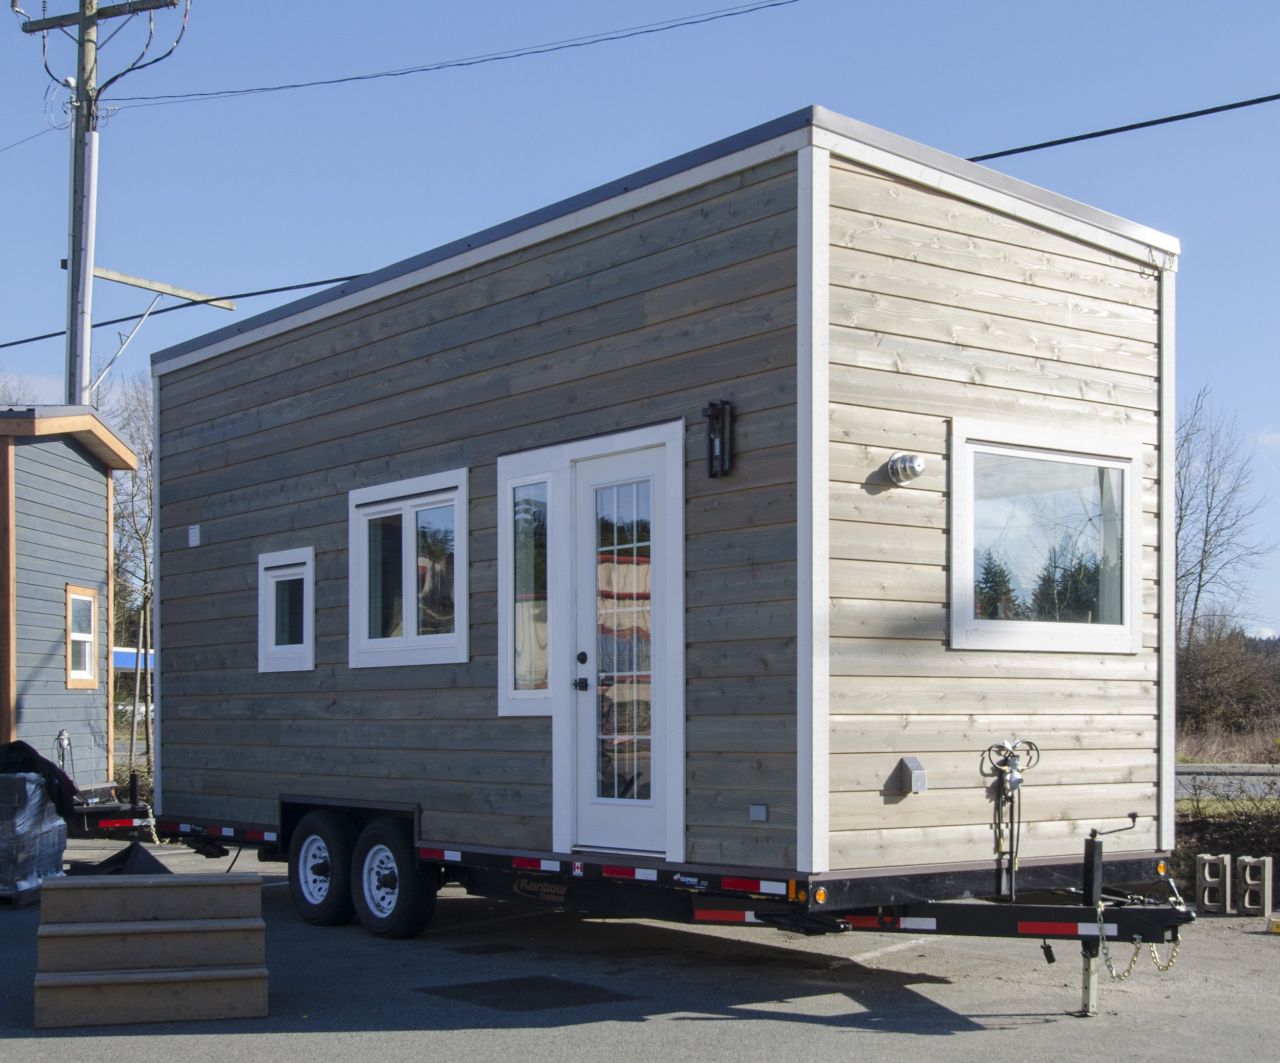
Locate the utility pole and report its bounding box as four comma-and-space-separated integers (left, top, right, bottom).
21, 1, 178, 406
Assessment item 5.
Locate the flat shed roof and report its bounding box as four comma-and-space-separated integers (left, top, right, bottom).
152, 105, 1179, 375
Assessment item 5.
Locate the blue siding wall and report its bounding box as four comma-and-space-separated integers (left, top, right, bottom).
13, 436, 110, 786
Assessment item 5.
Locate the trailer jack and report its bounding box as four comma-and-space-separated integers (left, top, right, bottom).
830, 836, 1193, 1016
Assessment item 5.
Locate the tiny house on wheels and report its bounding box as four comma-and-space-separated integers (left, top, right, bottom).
150, 108, 1188, 961
2, 407, 137, 791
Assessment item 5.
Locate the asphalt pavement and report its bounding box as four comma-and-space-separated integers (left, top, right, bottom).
0, 838, 1275, 1063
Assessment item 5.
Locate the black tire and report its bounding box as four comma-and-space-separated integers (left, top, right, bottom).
288, 809, 357, 926
350, 817, 438, 939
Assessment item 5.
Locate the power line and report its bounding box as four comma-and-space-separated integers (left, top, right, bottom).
6, 84, 1280, 353
967, 90, 1280, 161
107, 1, 800, 108
0, 276, 361, 351
0, 126, 55, 154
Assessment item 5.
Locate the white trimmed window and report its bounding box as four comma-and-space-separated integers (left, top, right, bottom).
496, 459, 566, 716
258, 547, 315, 672
66, 585, 97, 689
348, 469, 468, 668
950, 420, 1143, 654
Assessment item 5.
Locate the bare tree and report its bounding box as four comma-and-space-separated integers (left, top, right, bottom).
102, 373, 155, 771
0, 373, 34, 405
1175, 385, 1273, 646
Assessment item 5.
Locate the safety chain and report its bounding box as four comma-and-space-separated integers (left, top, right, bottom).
1096, 902, 1182, 979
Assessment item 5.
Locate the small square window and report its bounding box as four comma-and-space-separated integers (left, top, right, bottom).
66, 585, 97, 689
349, 469, 468, 668
258, 547, 315, 672
950, 420, 1143, 654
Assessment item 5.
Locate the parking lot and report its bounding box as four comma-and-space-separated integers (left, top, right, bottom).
0, 840, 1275, 1063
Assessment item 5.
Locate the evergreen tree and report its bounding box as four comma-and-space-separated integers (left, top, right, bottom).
975, 550, 1023, 619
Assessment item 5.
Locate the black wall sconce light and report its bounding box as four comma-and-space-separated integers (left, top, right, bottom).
701, 400, 734, 478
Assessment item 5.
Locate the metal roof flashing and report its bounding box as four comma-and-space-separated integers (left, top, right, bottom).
151, 105, 1178, 376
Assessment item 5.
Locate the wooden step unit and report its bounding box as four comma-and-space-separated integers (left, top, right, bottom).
34, 874, 268, 1028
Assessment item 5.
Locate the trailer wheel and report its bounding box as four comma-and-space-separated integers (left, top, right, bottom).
351, 817, 437, 939
288, 809, 357, 926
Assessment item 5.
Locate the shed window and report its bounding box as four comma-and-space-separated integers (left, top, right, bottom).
349, 469, 468, 668
950, 420, 1142, 654
258, 547, 315, 672
66, 585, 97, 688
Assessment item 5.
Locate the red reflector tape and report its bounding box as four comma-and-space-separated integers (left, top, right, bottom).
511, 857, 541, 869
418, 848, 461, 862
721, 877, 787, 896
1019, 921, 1118, 938
694, 909, 762, 924
601, 865, 658, 881
96, 819, 140, 829
845, 915, 900, 930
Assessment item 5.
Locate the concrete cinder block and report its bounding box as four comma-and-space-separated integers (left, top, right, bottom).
1235, 856, 1274, 917
1195, 853, 1236, 914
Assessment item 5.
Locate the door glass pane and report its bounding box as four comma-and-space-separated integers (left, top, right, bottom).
595, 480, 652, 801
416, 504, 455, 636
368, 513, 402, 638
972, 452, 1124, 625
513, 483, 548, 689
274, 576, 304, 646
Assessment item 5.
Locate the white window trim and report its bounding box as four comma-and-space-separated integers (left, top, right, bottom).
66, 585, 97, 689
496, 467, 567, 717
348, 468, 469, 668
258, 547, 315, 673
949, 419, 1144, 654
497, 421, 685, 861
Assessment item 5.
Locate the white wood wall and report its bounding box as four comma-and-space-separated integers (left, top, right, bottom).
824, 158, 1163, 870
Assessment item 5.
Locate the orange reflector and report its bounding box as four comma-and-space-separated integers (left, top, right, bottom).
814, 886, 828, 905
1156, 860, 1167, 876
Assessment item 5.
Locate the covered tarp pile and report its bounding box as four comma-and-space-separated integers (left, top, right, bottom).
0, 741, 79, 897
0, 773, 67, 896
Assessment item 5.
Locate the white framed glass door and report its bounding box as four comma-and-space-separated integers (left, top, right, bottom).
573, 447, 668, 854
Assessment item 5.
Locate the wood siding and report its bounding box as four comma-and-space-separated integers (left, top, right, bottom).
12, 437, 111, 785
824, 159, 1164, 871
157, 159, 799, 868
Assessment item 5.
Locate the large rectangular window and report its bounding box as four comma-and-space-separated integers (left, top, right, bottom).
349, 469, 468, 668
258, 547, 315, 672
66, 585, 97, 689
950, 420, 1143, 653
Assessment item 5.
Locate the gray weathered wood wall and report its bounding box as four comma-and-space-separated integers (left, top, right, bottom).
824, 158, 1164, 870
157, 157, 800, 868
13, 437, 110, 785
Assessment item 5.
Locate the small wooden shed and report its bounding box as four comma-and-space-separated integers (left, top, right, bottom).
151, 106, 1177, 884
1, 406, 137, 787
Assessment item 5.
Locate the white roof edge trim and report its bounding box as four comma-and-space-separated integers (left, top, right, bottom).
813, 126, 1180, 270
152, 129, 812, 379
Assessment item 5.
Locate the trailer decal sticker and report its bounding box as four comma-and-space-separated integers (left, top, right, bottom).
513, 877, 569, 904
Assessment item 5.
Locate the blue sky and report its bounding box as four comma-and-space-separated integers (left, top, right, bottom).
2, 0, 1278, 633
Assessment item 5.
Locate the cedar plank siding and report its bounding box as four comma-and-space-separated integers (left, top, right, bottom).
157, 158, 800, 867
13, 437, 110, 784
824, 159, 1162, 870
